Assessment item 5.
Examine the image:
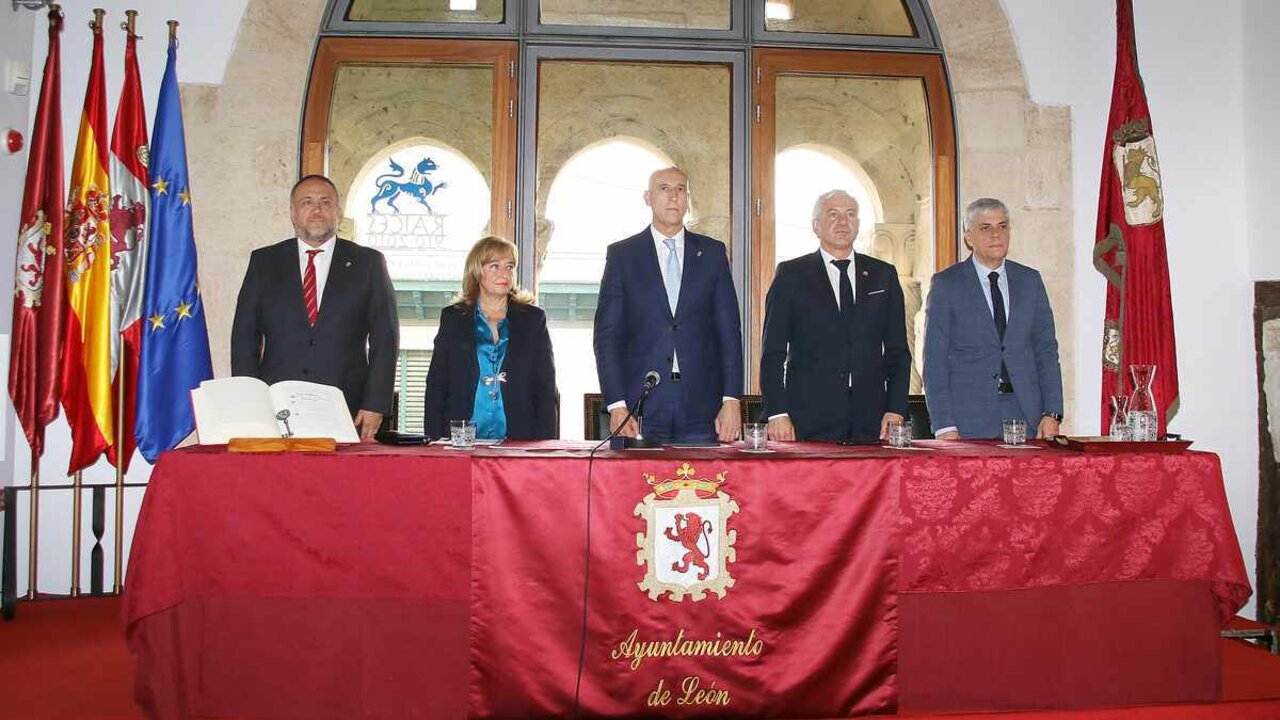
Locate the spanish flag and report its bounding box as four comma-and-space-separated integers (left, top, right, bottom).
62, 12, 114, 473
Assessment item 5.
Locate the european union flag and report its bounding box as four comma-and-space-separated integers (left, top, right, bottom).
135, 35, 213, 462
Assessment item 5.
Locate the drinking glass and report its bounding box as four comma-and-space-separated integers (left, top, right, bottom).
887, 419, 913, 448
1109, 394, 1131, 441
450, 420, 476, 449
743, 422, 768, 451
1002, 418, 1027, 446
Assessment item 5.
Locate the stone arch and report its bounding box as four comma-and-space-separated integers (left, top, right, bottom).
536, 135, 676, 273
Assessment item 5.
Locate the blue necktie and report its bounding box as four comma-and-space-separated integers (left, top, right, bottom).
663, 238, 681, 315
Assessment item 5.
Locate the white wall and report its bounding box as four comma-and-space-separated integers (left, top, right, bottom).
1004, 0, 1265, 617
1244, 1, 1280, 281
4, 1, 246, 595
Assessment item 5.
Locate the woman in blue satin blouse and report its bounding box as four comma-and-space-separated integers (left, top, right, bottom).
423, 236, 558, 440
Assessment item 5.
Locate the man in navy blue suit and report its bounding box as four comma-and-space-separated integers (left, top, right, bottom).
923, 198, 1063, 440
593, 167, 743, 444
760, 190, 910, 442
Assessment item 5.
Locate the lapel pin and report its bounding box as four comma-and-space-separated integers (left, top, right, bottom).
345, 260, 352, 267
862, 270, 868, 277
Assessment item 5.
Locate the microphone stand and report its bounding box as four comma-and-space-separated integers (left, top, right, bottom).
622, 379, 662, 449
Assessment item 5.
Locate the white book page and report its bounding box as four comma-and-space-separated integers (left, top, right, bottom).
267, 381, 360, 443
192, 376, 280, 444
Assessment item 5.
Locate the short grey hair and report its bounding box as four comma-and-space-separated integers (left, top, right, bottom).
812, 189, 858, 221
963, 198, 1010, 232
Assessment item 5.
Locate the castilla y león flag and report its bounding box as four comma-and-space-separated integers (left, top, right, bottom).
8, 7, 66, 457
1093, 0, 1179, 435
107, 25, 149, 473
62, 16, 115, 473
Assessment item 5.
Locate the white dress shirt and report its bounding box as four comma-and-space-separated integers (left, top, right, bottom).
973, 254, 1010, 323
819, 246, 857, 310
297, 235, 337, 310
652, 225, 686, 376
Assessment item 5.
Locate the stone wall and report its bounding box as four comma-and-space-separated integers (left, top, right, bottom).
932, 0, 1076, 425
534, 61, 732, 263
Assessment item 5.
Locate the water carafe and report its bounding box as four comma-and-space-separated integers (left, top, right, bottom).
1127, 364, 1159, 441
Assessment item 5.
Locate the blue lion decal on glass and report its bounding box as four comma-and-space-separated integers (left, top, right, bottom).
369, 157, 448, 214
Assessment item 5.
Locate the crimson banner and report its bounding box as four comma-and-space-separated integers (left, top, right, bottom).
470, 455, 900, 718
1094, 0, 1180, 435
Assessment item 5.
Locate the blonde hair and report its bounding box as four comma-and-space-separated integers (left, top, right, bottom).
459, 236, 534, 305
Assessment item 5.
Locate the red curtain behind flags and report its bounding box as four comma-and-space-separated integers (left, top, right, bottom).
8, 8, 66, 457
1094, 0, 1181, 435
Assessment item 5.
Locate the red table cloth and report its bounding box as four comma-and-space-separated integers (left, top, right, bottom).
122, 441, 1251, 719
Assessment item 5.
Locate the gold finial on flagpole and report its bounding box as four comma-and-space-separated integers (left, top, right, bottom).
168, 19, 179, 43
48, 4, 62, 29
90, 8, 104, 32
121, 9, 139, 38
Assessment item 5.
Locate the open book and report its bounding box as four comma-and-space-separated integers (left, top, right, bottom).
192, 377, 360, 444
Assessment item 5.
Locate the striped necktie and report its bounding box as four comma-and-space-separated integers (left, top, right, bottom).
303, 249, 323, 326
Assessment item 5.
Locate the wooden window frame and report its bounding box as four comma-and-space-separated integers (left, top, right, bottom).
300, 37, 519, 241
748, 47, 957, 390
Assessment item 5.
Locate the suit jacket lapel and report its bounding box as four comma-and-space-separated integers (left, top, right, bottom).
961, 255, 1001, 344
810, 251, 841, 319
1005, 263, 1030, 339
281, 238, 312, 328
675, 233, 701, 320
639, 229, 675, 322
314, 239, 354, 328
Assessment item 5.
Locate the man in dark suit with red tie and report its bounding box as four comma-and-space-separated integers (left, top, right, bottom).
231, 175, 399, 439
593, 167, 743, 444
760, 189, 911, 442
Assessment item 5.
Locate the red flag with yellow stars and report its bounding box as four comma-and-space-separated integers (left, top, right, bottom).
62, 11, 115, 473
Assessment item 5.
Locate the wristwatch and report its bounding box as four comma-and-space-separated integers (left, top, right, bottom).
1043, 412, 1064, 422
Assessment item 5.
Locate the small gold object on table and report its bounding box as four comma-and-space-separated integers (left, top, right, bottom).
227, 437, 337, 453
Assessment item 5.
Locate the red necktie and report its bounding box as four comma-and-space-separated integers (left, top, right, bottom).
303, 249, 323, 326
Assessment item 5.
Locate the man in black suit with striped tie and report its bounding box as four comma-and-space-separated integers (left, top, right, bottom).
760, 189, 911, 442
231, 175, 399, 439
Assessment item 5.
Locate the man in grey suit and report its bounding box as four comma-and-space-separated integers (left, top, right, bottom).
231, 175, 399, 439
923, 198, 1063, 440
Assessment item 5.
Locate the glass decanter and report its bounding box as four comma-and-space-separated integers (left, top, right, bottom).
1126, 364, 1159, 442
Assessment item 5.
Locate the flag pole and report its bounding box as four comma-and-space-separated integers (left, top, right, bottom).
113, 349, 124, 593
26, 447, 39, 599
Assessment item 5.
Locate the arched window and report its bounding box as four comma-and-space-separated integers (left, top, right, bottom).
344, 139, 490, 432
773, 144, 884, 264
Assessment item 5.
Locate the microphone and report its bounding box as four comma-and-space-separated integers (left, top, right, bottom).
642, 370, 661, 391
626, 370, 663, 449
